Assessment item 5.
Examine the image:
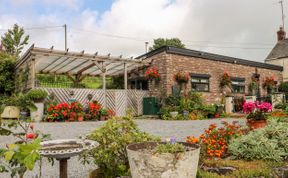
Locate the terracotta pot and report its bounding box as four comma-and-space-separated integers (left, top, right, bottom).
100, 116, 107, 121
214, 113, 220, 118
78, 116, 84, 122
247, 119, 267, 130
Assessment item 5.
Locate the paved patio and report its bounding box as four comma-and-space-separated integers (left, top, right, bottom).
0, 118, 244, 178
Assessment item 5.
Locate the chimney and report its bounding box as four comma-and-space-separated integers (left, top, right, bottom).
277, 26, 286, 41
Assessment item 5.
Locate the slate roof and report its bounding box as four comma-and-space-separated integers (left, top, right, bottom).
266, 39, 288, 59
137, 46, 283, 71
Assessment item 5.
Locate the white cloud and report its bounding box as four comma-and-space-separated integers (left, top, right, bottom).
1, 0, 287, 61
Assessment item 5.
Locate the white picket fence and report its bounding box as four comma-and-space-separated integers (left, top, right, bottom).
37, 87, 149, 116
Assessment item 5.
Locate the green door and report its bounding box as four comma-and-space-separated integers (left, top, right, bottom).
143, 97, 160, 115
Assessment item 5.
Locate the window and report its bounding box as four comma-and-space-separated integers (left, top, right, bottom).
130, 79, 148, 90
231, 77, 245, 93
191, 74, 210, 92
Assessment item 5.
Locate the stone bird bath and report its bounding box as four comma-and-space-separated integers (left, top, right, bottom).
40, 139, 98, 178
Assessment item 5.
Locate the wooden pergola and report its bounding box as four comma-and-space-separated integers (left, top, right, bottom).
16, 45, 149, 90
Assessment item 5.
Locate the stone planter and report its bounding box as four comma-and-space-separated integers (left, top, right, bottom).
31, 102, 44, 122
247, 119, 267, 130
127, 142, 200, 178
169, 111, 178, 118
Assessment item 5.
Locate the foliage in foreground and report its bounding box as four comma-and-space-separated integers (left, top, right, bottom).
87, 115, 159, 177
0, 121, 50, 177
229, 120, 288, 162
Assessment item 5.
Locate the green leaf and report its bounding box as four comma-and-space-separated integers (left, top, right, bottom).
23, 152, 40, 170
4, 150, 14, 161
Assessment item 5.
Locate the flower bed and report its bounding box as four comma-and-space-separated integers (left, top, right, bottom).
46, 101, 114, 122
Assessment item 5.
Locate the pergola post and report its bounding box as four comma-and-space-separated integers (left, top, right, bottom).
124, 63, 128, 90
102, 62, 107, 107
31, 58, 36, 89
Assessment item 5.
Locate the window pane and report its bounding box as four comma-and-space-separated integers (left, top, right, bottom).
232, 85, 245, 93
191, 78, 200, 82
200, 79, 208, 83
192, 83, 209, 92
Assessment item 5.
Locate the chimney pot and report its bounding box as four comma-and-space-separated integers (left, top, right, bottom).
277, 26, 286, 41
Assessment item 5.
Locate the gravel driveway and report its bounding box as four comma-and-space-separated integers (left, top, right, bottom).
0, 118, 244, 178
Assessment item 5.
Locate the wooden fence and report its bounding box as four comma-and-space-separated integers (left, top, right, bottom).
37, 87, 149, 116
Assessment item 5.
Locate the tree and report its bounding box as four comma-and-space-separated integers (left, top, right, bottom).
1, 24, 29, 57
149, 38, 185, 51
0, 52, 16, 95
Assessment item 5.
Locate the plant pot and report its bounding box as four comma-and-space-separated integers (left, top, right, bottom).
31, 102, 44, 122
214, 113, 220, 118
247, 119, 267, 130
78, 116, 84, 122
183, 110, 189, 117
169, 111, 178, 119
100, 115, 107, 121
127, 142, 200, 178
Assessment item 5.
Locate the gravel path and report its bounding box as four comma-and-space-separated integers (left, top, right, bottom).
0, 118, 244, 178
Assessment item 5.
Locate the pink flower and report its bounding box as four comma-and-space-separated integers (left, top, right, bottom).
257, 102, 272, 112
243, 102, 256, 114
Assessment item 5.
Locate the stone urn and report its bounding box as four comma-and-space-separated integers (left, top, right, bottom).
126, 142, 200, 178
169, 111, 178, 118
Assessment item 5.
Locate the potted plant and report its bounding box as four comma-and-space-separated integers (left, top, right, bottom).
248, 81, 258, 96
169, 106, 179, 118
262, 76, 277, 94
26, 89, 48, 122
78, 114, 84, 122
126, 138, 200, 178
174, 71, 189, 84
100, 108, 109, 121
145, 66, 160, 96
219, 71, 232, 94
243, 101, 272, 130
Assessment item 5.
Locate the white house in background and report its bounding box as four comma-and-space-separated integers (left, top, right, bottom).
265, 27, 288, 81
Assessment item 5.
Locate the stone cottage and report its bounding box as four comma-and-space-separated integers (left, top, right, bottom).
265, 27, 288, 81
130, 46, 283, 105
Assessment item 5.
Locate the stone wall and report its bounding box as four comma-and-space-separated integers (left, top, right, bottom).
147, 52, 283, 104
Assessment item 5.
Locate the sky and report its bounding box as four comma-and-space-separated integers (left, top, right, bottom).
0, 0, 287, 62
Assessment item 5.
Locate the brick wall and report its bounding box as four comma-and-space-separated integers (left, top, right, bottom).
147, 52, 283, 104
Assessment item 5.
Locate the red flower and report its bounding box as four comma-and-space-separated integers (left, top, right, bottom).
26, 133, 37, 139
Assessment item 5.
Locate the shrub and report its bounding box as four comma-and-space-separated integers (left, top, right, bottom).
278, 82, 288, 93
0, 52, 16, 95
26, 89, 48, 102
228, 120, 288, 162
187, 121, 245, 158
87, 115, 160, 177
